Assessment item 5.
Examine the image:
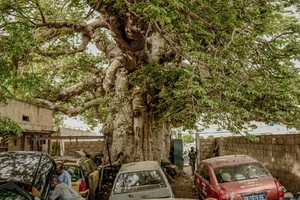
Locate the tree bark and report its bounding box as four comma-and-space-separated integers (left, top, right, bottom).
103, 64, 171, 163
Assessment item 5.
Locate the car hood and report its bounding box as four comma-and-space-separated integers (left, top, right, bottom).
110, 187, 174, 200
0, 151, 55, 198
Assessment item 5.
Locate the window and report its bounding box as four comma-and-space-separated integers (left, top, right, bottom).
198, 163, 204, 174
13, 139, 17, 146
64, 165, 81, 181
22, 115, 29, 122
202, 166, 210, 183
82, 159, 94, 176
27, 137, 32, 145
87, 160, 97, 170
113, 170, 167, 194
214, 162, 270, 183
0, 188, 28, 200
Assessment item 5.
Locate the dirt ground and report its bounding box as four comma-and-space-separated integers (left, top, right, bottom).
99, 165, 197, 199
168, 166, 198, 199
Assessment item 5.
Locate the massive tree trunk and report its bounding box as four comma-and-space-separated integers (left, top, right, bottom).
86, 2, 176, 163
107, 67, 171, 163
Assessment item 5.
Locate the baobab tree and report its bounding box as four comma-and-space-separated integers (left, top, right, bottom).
0, 0, 299, 162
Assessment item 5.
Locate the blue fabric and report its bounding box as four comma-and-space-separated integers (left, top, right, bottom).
58, 170, 72, 187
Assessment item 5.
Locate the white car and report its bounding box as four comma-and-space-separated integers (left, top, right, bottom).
109, 161, 174, 200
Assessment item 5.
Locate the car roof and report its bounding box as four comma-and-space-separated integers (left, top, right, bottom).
202, 155, 258, 168
118, 161, 161, 173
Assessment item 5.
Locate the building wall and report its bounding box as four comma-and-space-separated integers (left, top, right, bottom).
52, 128, 103, 156
199, 137, 216, 160
0, 99, 53, 132
199, 134, 300, 193
6, 137, 22, 151
54, 141, 104, 156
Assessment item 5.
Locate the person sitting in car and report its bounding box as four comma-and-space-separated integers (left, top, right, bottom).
55, 163, 72, 187
48, 176, 84, 200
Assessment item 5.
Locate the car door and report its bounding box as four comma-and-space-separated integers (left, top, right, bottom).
195, 163, 206, 198
83, 159, 99, 200
200, 164, 213, 198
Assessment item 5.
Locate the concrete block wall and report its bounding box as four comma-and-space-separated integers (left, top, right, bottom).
64, 141, 104, 156
215, 134, 300, 193
199, 138, 216, 160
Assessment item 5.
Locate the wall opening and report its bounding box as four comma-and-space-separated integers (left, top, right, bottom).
22, 115, 29, 122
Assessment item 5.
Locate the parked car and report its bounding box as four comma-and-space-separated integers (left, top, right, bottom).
0, 151, 55, 200
110, 161, 174, 200
194, 155, 285, 200
54, 155, 99, 200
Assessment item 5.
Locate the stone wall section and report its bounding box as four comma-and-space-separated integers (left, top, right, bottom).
199, 138, 216, 160
63, 141, 104, 156
199, 134, 300, 194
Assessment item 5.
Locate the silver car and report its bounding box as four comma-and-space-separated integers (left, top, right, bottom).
109, 161, 174, 200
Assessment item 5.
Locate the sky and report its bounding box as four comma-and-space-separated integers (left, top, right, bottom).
63, 116, 102, 134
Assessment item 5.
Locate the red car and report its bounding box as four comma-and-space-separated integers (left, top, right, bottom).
194, 155, 284, 200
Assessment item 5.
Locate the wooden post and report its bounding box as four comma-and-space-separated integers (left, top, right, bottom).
196, 132, 200, 170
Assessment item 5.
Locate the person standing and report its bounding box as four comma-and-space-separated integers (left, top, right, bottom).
188, 146, 196, 175
55, 163, 72, 187
48, 176, 84, 200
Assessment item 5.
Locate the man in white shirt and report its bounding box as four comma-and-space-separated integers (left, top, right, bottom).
48, 176, 84, 200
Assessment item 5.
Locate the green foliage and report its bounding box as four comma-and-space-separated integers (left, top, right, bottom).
51, 142, 61, 156
207, 135, 215, 140
182, 134, 195, 143
0, 116, 23, 146
0, 0, 299, 137
129, 0, 300, 133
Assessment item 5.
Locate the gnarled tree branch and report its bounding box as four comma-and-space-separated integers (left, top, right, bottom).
57, 73, 105, 101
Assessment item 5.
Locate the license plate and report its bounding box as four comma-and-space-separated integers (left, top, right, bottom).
243, 194, 267, 200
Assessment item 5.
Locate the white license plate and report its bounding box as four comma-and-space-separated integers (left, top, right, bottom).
243, 194, 267, 200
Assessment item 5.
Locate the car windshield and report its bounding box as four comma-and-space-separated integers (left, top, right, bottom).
113, 170, 167, 194
64, 166, 81, 181
0, 188, 29, 200
214, 162, 270, 183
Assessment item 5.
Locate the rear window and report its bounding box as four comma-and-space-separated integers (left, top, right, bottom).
113, 170, 167, 194
214, 162, 270, 183
81, 159, 97, 176
64, 165, 82, 181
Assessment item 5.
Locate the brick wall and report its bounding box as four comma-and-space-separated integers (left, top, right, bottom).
199, 137, 216, 160
207, 134, 300, 193
63, 141, 104, 156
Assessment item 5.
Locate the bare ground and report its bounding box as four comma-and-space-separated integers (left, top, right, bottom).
168, 166, 198, 199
